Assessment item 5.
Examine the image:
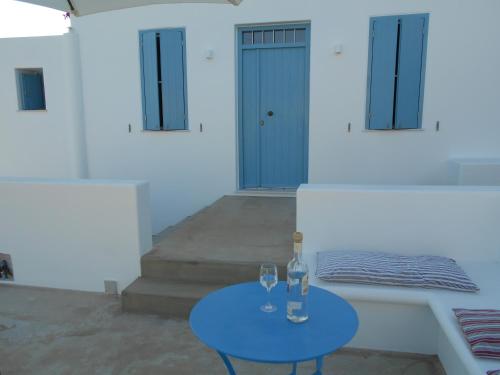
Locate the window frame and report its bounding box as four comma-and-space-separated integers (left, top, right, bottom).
138, 27, 189, 132
365, 13, 429, 131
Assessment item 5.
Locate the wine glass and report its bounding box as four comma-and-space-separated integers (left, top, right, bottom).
259, 263, 278, 312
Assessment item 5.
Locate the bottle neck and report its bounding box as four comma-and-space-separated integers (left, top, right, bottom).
293, 241, 302, 260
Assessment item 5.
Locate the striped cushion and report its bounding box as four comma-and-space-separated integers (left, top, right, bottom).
454, 309, 500, 359
316, 250, 479, 292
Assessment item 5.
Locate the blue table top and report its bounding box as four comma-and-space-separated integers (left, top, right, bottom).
189, 282, 358, 364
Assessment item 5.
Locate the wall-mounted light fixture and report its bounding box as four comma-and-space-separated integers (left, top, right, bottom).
204, 49, 214, 60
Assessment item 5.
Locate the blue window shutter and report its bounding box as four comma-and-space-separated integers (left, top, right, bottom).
140, 31, 161, 130
21, 72, 45, 110
159, 29, 187, 130
366, 16, 398, 130
395, 14, 427, 129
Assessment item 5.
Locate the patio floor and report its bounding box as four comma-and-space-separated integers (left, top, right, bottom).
0, 285, 445, 375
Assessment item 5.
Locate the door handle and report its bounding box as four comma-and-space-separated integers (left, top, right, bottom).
267, 111, 274, 117
259, 120, 264, 127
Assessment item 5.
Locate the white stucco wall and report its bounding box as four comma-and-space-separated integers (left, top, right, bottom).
297, 184, 500, 263
69, 0, 500, 232
0, 178, 152, 293
449, 159, 500, 186
0, 32, 87, 179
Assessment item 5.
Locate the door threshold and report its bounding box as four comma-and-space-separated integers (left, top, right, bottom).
232, 188, 296, 197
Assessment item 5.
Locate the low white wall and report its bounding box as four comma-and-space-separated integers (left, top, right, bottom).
449, 159, 500, 186
0, 178, 152, 293
0, 32, 87, 179
297, 184, 500, 262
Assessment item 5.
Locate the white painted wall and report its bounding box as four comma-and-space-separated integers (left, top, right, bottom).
0, 32, 87, 179
296, 184, 500, 262
449, 159, 500, 186
68, 0, 500, 232
0, 178, 152, 293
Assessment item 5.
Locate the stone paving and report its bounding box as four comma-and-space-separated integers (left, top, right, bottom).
0, 284, 445, 375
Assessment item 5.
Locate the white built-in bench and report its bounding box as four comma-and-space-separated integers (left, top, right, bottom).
297, 184, 500, 375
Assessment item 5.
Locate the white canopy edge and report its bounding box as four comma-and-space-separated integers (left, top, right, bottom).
16, 0, 241, 16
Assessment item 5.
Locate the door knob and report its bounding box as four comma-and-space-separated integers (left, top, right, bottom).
267, 111, 274, 117
259, 120, 264, 127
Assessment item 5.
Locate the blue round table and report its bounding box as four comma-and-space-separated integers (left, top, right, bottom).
189, 282, 358, 375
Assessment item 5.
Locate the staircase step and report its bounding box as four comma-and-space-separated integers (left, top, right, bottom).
141, 255, 287, 284
122, 196, 295, 318
122, 278, 225, 318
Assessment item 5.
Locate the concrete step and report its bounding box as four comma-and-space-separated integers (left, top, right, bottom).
141, 255, 288, 284
122, 196, 295, 318
122, 277, 226, 318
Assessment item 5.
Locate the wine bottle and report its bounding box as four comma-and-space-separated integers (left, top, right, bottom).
286, 231, 309, 323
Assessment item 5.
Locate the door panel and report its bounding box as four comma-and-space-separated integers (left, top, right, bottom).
241, 49, 260, 188
239, 25, 309, 189
259, 47, 306, 188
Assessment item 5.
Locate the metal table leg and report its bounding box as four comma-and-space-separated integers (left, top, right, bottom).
216, 352, 323, 375
313, 356, 323, 375
217, 351, 236, 375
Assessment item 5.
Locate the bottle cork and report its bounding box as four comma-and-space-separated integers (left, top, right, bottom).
293, 232, 303, 243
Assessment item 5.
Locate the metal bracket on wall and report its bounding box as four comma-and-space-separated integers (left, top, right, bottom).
200, 123, 203, 132
128, 124, 132, 133
436, 121, 440, 132
347, 122, 351, 133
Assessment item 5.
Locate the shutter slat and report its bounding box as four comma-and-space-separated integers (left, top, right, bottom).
140, 31, 161, 130
367, 16, 398, 130
395, 15, 427, 129
160, 29, 187, 131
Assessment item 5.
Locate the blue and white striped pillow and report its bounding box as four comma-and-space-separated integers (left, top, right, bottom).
316, 250, 479, 292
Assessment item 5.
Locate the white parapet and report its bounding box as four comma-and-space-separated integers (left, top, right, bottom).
297, 183, 500, 263
449, 158, 500, 186
0, 178, 152, 293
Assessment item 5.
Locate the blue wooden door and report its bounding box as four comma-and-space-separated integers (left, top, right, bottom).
239, 25, 310, 189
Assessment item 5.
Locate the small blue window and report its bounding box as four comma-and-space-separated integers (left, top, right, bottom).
16, 68, 46, 111
366, 14, 429, 130
139, 28, 188, 131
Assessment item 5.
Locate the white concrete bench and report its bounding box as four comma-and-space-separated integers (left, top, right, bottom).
307, 261, 500, 375
297, 184, 500, 375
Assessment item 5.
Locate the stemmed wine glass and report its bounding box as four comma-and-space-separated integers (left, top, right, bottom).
259, 263, 278, 312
